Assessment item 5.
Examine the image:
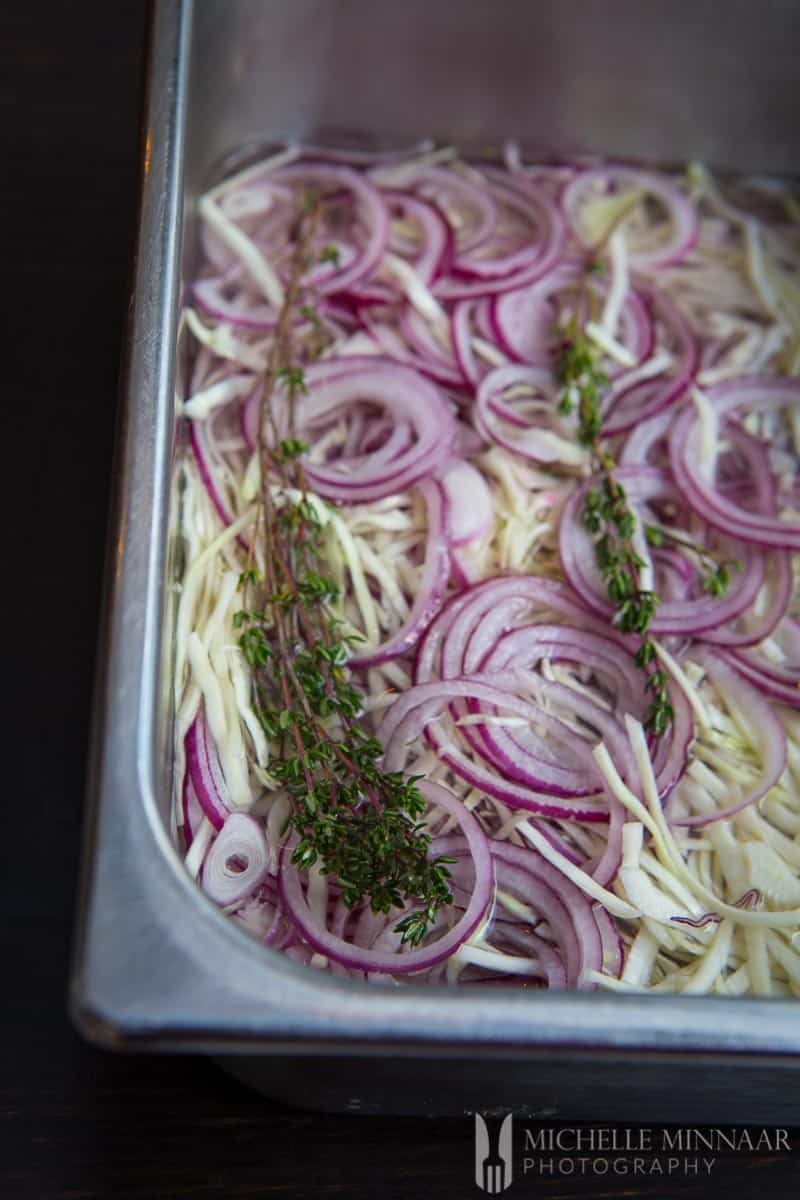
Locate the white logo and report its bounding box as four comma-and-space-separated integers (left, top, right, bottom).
475, 1113, 514, 1193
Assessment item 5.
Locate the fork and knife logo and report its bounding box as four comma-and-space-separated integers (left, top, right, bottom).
475, 1113, 514, 1193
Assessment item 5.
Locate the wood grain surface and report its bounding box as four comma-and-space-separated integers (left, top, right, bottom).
2, 4, 798, 1197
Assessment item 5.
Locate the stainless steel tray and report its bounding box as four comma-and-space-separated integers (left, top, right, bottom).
71, 0, 800, 1120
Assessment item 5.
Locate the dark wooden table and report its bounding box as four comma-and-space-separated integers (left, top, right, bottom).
3, 4, 798, 1197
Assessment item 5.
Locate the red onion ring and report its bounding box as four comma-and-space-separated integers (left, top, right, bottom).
396, 307, 465, 388
562, 166, 699, 270
491, 841, 605, 988
269, 163, 389, 295
297, 358, 456, 502
438, 459, 494, 546
181, 772, 203, 849
468, 625, 649, 796
380, 673, 616, 820
392, 165, 497, 256
193, 275, 278, 331
450, 297, 500, 387
601, 287, 699, 437
618, 407, 675, 467
669, 377, 800, 550
490, 260, 652, 369
413, 573, 691, 803
188, 418, 237, 530
383, 189, 453, 285
703, 551, 792, 647
434, 183, 566, 300
201, 812, 270, 906
185, 714, 231, 830
474, 365, 585, 465
719, 650, 800, 708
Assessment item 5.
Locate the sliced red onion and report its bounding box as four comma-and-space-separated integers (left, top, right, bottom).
181, 772, 203, 849
380, 673, 615, 820
233, 887, 287, 945
185, 714, 231, 830
395, 307, 465, 388
449, 545, 483, 589
454, 421, 486, 457
350, 479, 450, 668
618, 407, 675, 467
490, 260, 652, 370
433, 181, 566, 301
703, 551, 792, 647
279, 780, 493, 973
450, 176, 564, 279
450, 297, 500, 387
344, 314, 461, 392
719, 650, 800, 708
490, 275, 560, 366
188, 418, 236, 529
469, 626, 648, 796
269, 163, 389, 295
601, 287, 699, 437
475, 365, 588, 465
201, 812, 270, 906
297, 358, 456, 502
439, 459, 493, 546
669, 376, 800, 550
491, 842, 604, 988
418, 843, 560, 984
589, 801, 626, 890
343, 189, 453, 308
562, 166, 699, 270
393, 165, 497, 256
415, 575, 593, 682
193, 276, 278, 331
241, 356, 384, 451
383, 189, 452, 285
410, 573, 691, 804
674, 651, 787, 826
723, 598, 800, 692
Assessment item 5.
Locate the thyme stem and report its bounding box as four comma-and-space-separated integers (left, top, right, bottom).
236, 197, 453, 944
555, 278, 673, 734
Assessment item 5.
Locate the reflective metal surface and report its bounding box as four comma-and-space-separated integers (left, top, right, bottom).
71, 0, 800, 1117
184, 0, 800, 191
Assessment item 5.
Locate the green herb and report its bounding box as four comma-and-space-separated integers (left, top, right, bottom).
319, 243, 341, 266
703, 562, 737, 597
556, 308, 741, 736
275, 438, 309, 464
555, 321, 608, 431
556, 323, 672, 733
644, 523, 742, 597
298, 302, 328, 357
276, 365, 308, 394
237, 198, 453, 946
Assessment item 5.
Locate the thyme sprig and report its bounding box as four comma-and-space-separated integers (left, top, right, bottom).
556, 314, 668, 733
643, 524, 743, 597
236, 199, 453, 945
556, 289, 737, 736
